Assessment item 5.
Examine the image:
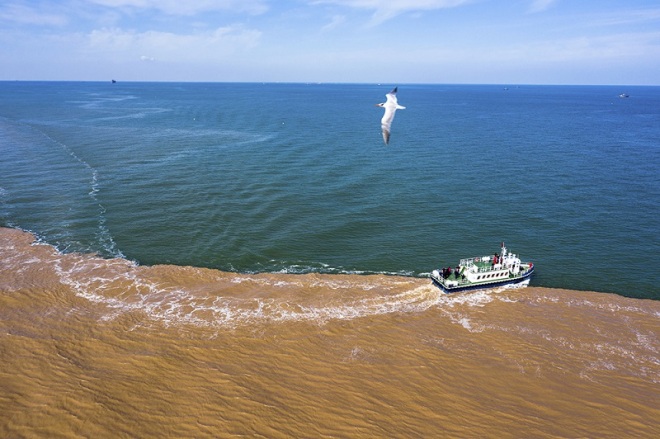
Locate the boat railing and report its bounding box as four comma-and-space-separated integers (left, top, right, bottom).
478, 265, 500, 273
459, 256, 492, 266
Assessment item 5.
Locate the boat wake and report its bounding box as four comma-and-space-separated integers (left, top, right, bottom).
52, 255, 534, 331
0, 226, 549, 336
51, 253, 442, 328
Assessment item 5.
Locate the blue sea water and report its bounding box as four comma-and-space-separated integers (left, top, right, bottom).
0, 82, 658, 299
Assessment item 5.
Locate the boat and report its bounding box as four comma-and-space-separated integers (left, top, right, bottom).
430, 242, 534, 293
619, 93, 629, 98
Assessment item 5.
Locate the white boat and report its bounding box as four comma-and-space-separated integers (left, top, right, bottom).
430, 243, 534, 293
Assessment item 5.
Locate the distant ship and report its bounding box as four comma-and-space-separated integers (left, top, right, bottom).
111, 79, 117, 84
430, 242, 534, 293
619, 93, 629, 98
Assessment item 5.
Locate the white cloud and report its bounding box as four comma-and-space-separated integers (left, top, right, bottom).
587, 8, 660, 27
311, 0, 472, 25
86, 26, 262, 61
0, 3, 68, 26
476, 30, 660, 64
528, 0, 558, 14
322, 14, 346, 31
85, 0, 269, 16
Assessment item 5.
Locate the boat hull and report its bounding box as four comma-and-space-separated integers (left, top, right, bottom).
431, 266, 534, 293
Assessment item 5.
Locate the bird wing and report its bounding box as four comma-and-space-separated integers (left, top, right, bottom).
385, 88, 398, 105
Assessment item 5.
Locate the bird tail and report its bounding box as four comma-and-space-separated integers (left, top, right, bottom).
382, 130, 390, 145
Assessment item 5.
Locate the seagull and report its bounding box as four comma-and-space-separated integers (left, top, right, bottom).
376, 87, 406, 145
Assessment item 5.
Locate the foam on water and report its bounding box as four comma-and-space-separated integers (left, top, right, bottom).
53, 255, 443, 328
7, 229, 509, 330
54, 260, 524, 333
0, 223, 530, 331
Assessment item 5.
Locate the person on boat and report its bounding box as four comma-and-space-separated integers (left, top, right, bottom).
455, 266, 461, 280
492, 253, 499, 266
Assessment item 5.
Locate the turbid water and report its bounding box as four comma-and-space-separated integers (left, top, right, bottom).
1, 228, 658, 438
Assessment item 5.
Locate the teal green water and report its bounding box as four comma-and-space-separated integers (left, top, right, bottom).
1, 82, 658, 298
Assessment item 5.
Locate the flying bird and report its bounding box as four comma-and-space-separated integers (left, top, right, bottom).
376, 87, 406, 145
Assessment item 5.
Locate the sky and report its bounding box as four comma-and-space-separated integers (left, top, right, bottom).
1, 0, 659, 84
